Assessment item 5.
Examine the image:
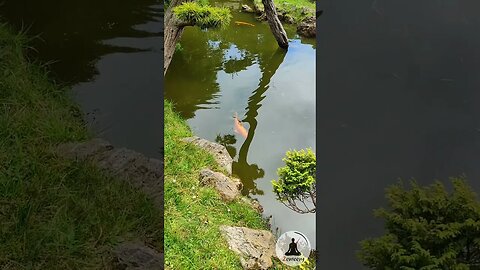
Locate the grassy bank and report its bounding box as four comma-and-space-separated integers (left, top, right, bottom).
164, 101, 317, 269
0, 23, 162, 268
253, 0, 315, 23
164, 100, 269, 269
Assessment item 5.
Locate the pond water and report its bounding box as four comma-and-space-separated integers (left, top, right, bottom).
318, 0, 480, 268
165, 0, 317, 248
0, 0, 164, 159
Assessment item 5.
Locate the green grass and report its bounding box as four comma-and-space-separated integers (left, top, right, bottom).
164, 100, 270, 269
253, 0, 315, 23
173, 2, 232, 29
0, 23, 162, 269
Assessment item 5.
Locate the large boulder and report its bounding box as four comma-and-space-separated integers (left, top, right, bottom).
220, 226, 276, 270
297, 17, 316, 38
112, 242, 163, 270
182, 136, 233, 175
199, 169, 242, 202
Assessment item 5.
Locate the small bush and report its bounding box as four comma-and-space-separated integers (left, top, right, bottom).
272, 149, 316, 213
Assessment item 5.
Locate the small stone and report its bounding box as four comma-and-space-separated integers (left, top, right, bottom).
297, 17, 316, 38
241, 4, 255, 13
240, 197, 264, 214
301, 7, 310, 15
284, 15, 295, 24
55, 138, 113, 161
182, 137, 233, 175
199, 169, 242, 202
112, 242, 163, 270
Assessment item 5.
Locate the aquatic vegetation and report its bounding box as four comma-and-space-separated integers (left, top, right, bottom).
175, 42, 184, 52
173, 2, 232, 28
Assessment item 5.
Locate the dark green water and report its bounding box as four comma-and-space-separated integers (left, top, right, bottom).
165, 0, 317, 247
318, 0, 480, 268
0, 0, 164, 158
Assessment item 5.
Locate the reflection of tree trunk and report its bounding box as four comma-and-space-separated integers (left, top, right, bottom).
164, 0, 193, 75
262, 0, 289, 49
238, 49, 286, 164
234, 49, 286, 195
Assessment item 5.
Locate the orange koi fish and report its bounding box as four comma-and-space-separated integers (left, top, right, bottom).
235, 21, 255, 27
233, 113, 248, 138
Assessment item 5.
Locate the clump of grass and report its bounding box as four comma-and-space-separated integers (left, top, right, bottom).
253, 0, 315, 23
0, 23, 162, 268
173, 2, 232, 28
164, 100, 269, 269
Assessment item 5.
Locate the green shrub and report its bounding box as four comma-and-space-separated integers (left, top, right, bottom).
272, 149, 316, 214
359, 178, 480, 269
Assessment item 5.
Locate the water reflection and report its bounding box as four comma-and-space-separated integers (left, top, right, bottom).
0, 0, 165, 158
0, 0, 162, 84
234, 49, 286, 195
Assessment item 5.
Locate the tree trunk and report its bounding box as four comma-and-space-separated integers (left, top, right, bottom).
164, 0, 193, 75
261, 0, 289, 49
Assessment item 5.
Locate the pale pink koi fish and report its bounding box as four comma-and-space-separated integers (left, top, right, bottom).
233, 113, 248, 138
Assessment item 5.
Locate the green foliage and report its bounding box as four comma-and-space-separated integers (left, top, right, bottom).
273, 149, 315, 196
358, 178, 480, 269
173, 2, 232, 29
175, 42, 184, 52
272, 149, 316, 213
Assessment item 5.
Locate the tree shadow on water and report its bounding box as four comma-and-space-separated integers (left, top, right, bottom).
216, 48, 287, 197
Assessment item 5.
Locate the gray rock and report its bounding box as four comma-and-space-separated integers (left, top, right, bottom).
297, 17, 316, 38
199, 169, 242, 202
284, 15, 295, 24
219, 226, 276, 270
182, 136, 233, 175
252, 1, 264, 14
55, 139, 163, 208
112, 242, 163, 270
300, 6, 312, 15
56, 138, 114, 160
240, 197, 264, 214
241, 4, 255, 13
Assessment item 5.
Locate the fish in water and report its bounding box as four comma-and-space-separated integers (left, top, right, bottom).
235, 21, 255, 27
233, 113, 248, 138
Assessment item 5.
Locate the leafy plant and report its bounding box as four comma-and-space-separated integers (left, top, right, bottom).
358, 178, 480, 269
272, 149, 316, 214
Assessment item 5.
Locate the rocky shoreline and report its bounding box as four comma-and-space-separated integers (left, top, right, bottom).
57, 137, 277, 269
181, 136, 276, 269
